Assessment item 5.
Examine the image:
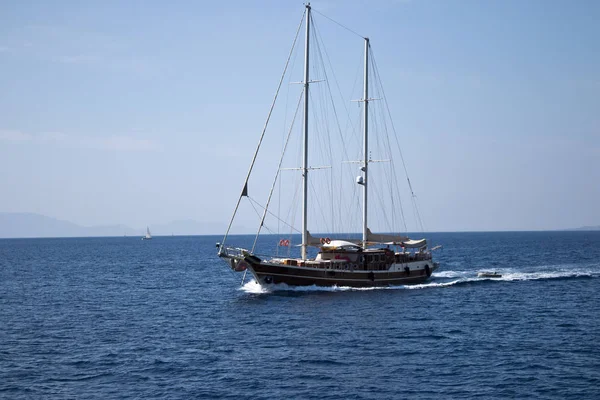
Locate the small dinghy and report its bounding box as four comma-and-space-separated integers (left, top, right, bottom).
477, 271, 502, 278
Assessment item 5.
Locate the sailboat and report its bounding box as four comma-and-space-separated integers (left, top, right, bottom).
142, 226, 152, 240
217, 4, 439, 287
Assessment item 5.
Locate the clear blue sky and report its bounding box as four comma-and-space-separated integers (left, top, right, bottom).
1, 0, 598, 232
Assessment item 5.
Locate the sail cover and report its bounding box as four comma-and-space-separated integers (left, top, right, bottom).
366, 228, 408, 244
366, 228, 427, 248
305, 231, 324, 246
305, 232, 361, 247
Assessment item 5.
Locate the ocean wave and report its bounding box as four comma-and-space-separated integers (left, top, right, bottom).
480, 270, 597, 282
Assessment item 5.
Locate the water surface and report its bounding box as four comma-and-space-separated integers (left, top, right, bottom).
1, 232, 599, 399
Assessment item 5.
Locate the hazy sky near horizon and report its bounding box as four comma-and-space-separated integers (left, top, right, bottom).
1, 0, 599, 232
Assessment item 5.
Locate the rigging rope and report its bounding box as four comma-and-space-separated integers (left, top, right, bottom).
220, 10, 306, 251
248, 196, 301, 235
312, 8, 365, 39
312, 17, 363, 234
252, 90, 305, 252
368, 52, 406, 234
370, 48, 426, 233
223, 8, 426, 255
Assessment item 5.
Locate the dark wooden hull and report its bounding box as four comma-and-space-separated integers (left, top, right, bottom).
247, 260, 437, 288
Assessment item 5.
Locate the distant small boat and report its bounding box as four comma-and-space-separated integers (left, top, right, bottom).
478, 271, 502, 278
142, 227, 152, 240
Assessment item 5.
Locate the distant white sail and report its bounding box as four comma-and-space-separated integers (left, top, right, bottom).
142, 226, 152, 240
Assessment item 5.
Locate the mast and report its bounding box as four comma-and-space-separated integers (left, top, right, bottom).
301, 3, 311, 260
362, 37, 369, 248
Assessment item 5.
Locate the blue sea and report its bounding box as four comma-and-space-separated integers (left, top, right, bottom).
1, 232, 599, 399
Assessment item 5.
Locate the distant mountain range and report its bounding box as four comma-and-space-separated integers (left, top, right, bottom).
0, 212, 598, 238
571, 225, 600, 231
0, 213, 226, 238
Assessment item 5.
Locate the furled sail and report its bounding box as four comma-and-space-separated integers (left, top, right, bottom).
305, 231, 325, 246
305, 231, 362, 247
366, 228, 426, 248
366, 228, 408, 244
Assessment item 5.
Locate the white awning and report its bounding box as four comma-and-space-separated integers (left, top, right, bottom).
321, 240, 361, 250
304, 230, 426, 249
